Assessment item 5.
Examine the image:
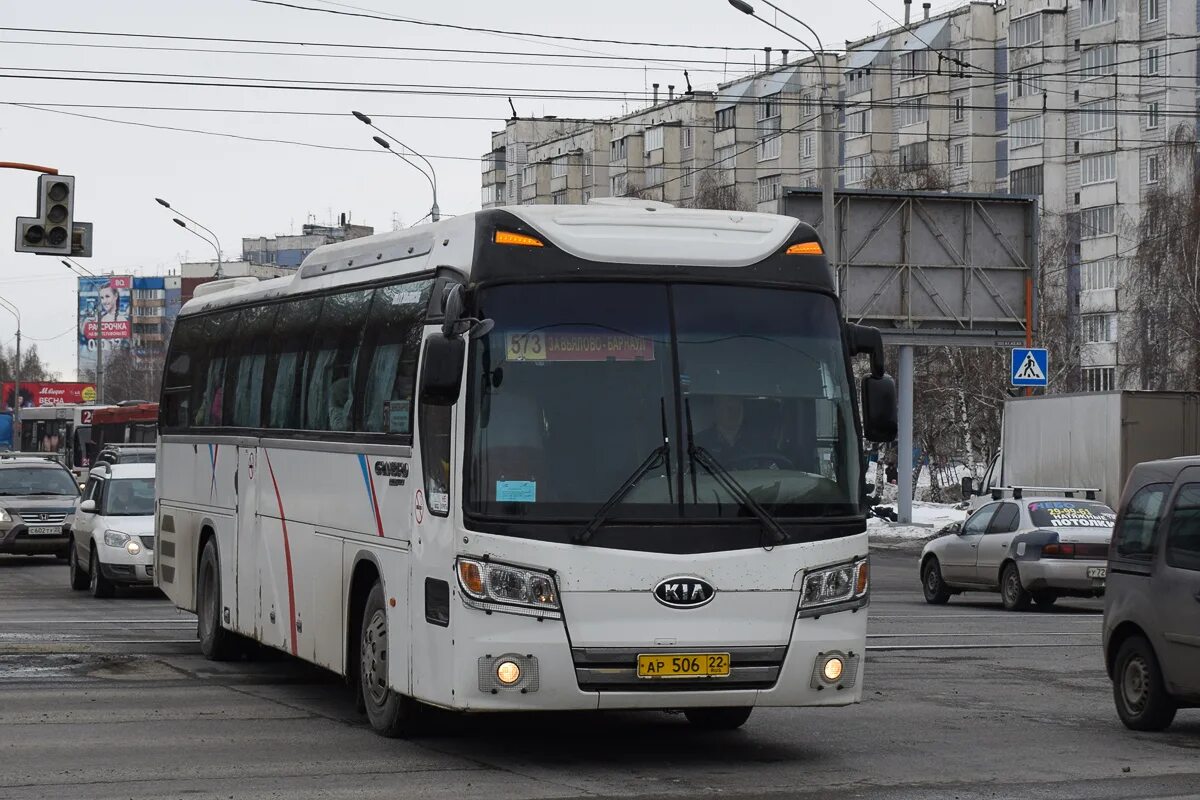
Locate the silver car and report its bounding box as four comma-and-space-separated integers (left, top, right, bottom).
1104, 458, 1200, 731
920, 493, 1116, 611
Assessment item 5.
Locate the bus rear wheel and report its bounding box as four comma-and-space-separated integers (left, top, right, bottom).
360, 581, 420, 738
683, 707, 753, 730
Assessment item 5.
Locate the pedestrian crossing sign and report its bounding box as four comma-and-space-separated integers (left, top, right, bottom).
1011, 347, 1048, 387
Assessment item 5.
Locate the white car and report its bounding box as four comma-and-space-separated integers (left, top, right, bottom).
920, 492, 1116, 611
67, 462, 156, 598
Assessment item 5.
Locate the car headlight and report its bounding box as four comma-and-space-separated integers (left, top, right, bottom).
456, 557, 561, 618
798, 557, 869, 617
0, 508, 10, 522
103, 530, 141, 555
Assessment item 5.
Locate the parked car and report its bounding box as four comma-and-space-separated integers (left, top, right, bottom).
920, 489, 1116, 610
66, 462, 157, 597
1104, 458, 1200, 731
0, 455, 80, 558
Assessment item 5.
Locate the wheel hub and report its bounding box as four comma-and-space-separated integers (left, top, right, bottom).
361, 609, 389, 706
1122, 656, 1150, 713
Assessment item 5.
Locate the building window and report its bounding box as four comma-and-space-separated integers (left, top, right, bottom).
1080, 99, 1116, 134
900, 49, 928, 79
804, 135, 814, 158
1081, 0, 1116, 27
644, 126, 664, 153
756, 93, 781, 161
481, 184, 500, 206
1147, 101, 1161, 129
1080, 205, 1116, 238
1081, 259, 1119, 291
582, 190, 592, 203
716, 107, 736, 131
610, 138, 628, 161
846, 155, 872, 184
899, 97, 928, 127
899, 141, 929, 172
757, 93, 780, 122
954, 143, 965, 166
551, 158, 569, 178
552, 191, 567, 205
644, 165, 664, 186
1145, 47, 1162, 76
757, 174, 782, 203
521, 165, 537, 187
1084, 367, 1116, 391
1010, 115, 1043, 148
1011, 68, 1043, 98
1083, 313, 1117, 343
681, 171, 691, 189
1081, 45, 1117, 79
847, 111, 868, 137
583, 155, 592, 176
1148, 154, 1160, 183
1009, 13, 1043, 47
681, 126, 693, 150
1010, 164, 1043, 195
610, 173, 628, 195
1081, 152, 1117, 185
1146, 0, 1159, 21
953, 97, 965, 122
715, 145, 737, 185
846, 71, 868, 95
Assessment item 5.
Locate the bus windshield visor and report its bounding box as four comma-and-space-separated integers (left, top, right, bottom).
466, 283, 861, 522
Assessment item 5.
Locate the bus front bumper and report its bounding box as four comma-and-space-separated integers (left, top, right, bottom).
450, 604, 867, 712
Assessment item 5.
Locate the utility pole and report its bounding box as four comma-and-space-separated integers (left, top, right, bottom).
0, 298, 23, 449
96, 297, 104, 404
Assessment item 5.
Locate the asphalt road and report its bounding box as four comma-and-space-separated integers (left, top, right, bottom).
0, 548, 1197, 800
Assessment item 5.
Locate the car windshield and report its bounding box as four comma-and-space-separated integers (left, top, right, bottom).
103, 477, 156, 516
0, 467, 79, 496
1028, 500, 1116, 528
465, 282, 860, 522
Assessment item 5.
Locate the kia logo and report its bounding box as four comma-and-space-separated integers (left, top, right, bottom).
653, 576, 715, 609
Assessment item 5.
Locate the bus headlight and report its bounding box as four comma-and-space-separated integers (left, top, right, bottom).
797, 557, 869, 617
457, 557, 561, 618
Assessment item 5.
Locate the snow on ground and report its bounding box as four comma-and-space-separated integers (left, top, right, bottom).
867, 501, 968, 548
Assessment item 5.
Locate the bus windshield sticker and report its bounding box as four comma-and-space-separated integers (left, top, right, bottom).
383, 400, 411, 434
505, 331, 655, 363
496, 480, 537, 503
429, 492, 449, 514
392, 290, 424, 305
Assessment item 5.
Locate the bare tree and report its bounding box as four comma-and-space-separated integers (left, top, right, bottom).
101, 348, 163, 403
684, 169, 751, 211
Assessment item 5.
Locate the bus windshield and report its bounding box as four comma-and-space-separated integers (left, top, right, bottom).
466, 282, 861, 523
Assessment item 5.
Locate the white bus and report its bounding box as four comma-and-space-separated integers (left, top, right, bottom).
156, 201, 896, 736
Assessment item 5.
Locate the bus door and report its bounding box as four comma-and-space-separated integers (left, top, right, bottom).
235, 445, 260, 641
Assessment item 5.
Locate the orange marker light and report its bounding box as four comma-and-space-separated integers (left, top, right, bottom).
458, 560, 485, 596
855, 562, 869, 595
494, 230, 545, 247
786, 241, 824, 256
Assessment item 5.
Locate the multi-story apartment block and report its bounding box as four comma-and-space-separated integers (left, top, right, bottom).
129, 276, 182, 364
482, 0, 1195, 392
242, 217, 373, 269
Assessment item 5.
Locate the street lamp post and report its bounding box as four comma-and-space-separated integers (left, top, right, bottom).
727, 0, 838, 289
62, 258, 104, 405
351, 112, 440, 222
0, 298, 22, 448
156, 198, 223, 278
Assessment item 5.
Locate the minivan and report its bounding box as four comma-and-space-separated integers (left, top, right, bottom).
1103, 457, 1200, 731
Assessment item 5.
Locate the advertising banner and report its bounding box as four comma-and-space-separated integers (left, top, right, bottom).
78, 275, 132, 378
3, 382, 97, 410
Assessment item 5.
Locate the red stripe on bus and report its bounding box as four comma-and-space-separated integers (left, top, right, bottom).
365, 457, 385, 537
263, 451, 299, 657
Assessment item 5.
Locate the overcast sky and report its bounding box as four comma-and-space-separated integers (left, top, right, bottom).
0, 0, 936, 377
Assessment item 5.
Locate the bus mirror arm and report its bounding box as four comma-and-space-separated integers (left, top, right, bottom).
441, 284, 495, 340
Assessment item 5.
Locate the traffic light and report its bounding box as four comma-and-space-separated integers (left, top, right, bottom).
15, 174, 75, 255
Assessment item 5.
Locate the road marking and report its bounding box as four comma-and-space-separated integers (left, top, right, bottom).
868, 642, 1094, 651
871, 613, 1102, 619
868, 632, 1097, 638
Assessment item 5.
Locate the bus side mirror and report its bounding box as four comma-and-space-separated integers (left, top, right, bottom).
961, 476, 975, 498
861, 374, 897, 443
419, 336, 466, 406
846, 322, 886, 379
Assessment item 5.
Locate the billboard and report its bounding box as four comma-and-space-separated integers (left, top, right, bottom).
3, 381, 97, 410
78, 275, 132, 378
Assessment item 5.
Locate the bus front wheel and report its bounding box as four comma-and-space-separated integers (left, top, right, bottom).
197, 538, 239, 661
360, 581, 420, 737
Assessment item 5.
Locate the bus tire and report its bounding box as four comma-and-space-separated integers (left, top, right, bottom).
360, 580, 419, 738
197, 537, 238, 661
684, 707, 753, 731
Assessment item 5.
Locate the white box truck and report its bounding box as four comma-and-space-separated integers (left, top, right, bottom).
966, 391, 1200, 510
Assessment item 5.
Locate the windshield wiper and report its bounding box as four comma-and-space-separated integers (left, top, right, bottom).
575, 399, 673, 545
685, 400, 788, 545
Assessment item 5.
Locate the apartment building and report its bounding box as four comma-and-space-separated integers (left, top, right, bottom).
129, 276, 182, 364
242, 217, 373, 269
481, 0, 1195, 391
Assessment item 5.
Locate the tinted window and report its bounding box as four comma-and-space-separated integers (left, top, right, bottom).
420, 399, 452, 518
103, 477, 156, 516
1114, 483, 1168, 560
230, 304, 278, 428
1028, 500, 1116, 528
963, 504, 998, 534
359, 280, 431, 435
267, 296, 324, 430
988, 503, 1021, 533
193, 312, 238, 427
304, 289, 373, 432
1166, 482, 1200, 571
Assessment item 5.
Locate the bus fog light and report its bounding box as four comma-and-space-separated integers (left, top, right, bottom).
810, 651, 859, 690
496, 660, 521, 685
822, 657, 844, 682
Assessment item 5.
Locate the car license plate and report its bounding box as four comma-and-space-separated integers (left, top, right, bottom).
1088, 567, 1107, 579
637, 653, 730, 679
27, 526, 60, 536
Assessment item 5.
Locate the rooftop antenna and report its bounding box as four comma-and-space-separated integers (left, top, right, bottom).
508, 97, 518, 119
683, 70, 693, 94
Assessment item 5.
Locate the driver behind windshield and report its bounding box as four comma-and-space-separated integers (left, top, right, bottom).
694, 395, 750, 459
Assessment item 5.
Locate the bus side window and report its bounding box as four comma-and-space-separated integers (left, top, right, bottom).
420, 401, 452, 517
266, 296, 323, 431
194, 312, 237, 427
358, 279, 432, 436
303, 288, 372, 433
230, 304, 277, 429
162, 315, 202, 431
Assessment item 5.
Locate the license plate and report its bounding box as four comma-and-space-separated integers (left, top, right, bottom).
27, 526, 60, 536
637, 653, 730, 679
1088, 567, 1107, 579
